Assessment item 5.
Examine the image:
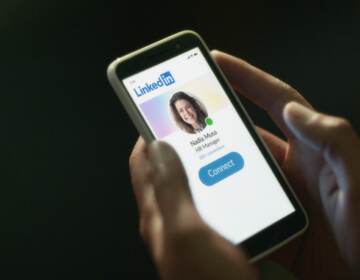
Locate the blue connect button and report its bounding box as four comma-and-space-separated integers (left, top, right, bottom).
199, 152, 244, 186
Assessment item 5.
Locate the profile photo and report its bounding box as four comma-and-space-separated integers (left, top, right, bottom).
169, 91, 208, 134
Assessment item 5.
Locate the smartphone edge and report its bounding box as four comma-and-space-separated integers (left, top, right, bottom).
107, 29, 309, 262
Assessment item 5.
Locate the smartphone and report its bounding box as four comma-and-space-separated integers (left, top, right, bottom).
107, 30, 308, 261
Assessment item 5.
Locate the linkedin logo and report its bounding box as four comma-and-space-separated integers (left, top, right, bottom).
160, 71, 175, 86
133, 71, 175, 97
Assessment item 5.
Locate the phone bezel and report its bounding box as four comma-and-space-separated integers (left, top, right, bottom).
107, 30, 308, 261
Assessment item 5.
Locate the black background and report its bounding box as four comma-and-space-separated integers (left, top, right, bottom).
1, 0, 359, 279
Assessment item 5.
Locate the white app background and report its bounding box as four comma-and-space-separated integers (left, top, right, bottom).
123, 48, 295, 244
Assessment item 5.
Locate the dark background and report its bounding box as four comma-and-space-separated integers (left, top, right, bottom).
1, 0, 359, 278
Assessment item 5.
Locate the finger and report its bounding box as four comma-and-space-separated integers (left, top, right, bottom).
212, 50, 312, 134
129, 137, 164, 255
256, 126, 288, 165
147, 142, 257, 280
129, 137, 152, 211
147, 141, 203, 233
283, 102, 360, 191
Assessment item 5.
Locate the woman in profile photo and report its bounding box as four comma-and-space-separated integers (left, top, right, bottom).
170, 91, 208, 134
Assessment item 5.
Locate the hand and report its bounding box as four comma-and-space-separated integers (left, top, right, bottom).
129, 50, 360, 279
212, 50, 360, 278
129, 139, 257, 280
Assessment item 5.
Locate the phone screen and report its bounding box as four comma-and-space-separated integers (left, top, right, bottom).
122, 47, 295, 244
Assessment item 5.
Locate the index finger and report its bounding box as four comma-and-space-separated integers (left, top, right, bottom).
212, 50, 312, 135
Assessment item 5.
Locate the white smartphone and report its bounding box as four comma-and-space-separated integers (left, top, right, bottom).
107, 30, 308, 261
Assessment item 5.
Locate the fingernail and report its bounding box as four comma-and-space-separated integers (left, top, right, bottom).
148, 141, 173, 169
284, 102, 315, 127
148, 141, 181, 191
211, 49, 222, 57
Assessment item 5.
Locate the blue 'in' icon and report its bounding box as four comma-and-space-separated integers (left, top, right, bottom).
160, 71, 175, 86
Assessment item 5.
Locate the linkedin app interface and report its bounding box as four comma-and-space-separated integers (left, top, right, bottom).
123, 48, 295, 243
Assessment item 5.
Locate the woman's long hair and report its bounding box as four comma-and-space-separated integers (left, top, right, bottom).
169, 91, 207, 134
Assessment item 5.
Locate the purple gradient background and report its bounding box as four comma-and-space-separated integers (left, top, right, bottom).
140, 92, 175, 138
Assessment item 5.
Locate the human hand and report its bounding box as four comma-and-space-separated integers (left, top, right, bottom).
212, 50, 360, 278
129, 138, 257, 280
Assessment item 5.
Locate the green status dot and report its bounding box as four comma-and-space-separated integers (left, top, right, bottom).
205, 117, 214, 126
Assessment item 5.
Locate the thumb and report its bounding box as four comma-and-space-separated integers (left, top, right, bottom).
283, 101, 360, 189
148, 141, 202, 232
